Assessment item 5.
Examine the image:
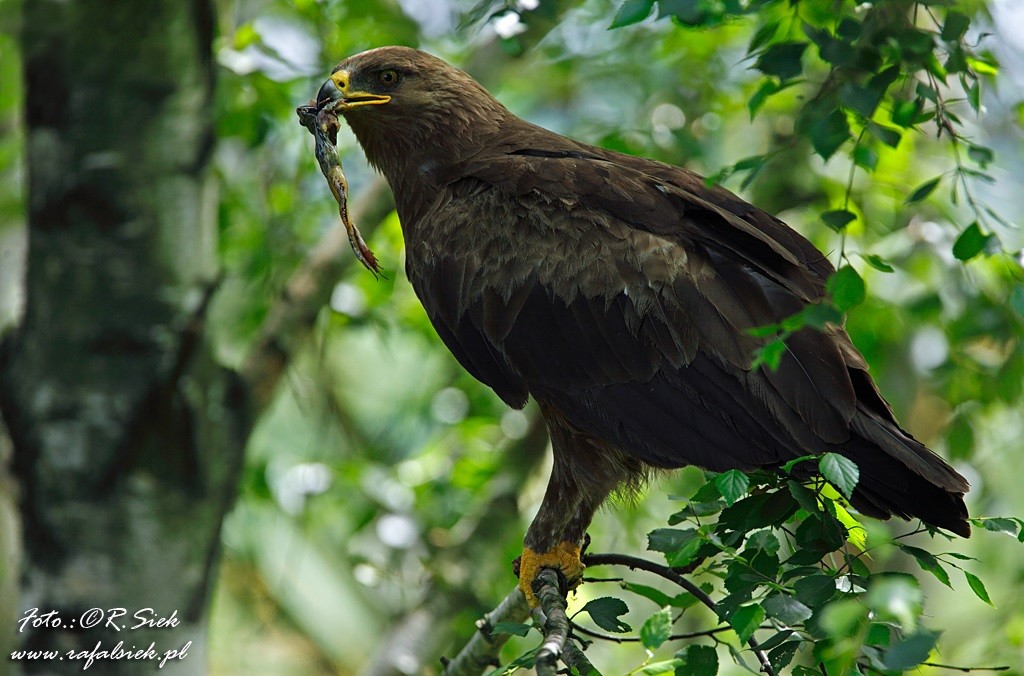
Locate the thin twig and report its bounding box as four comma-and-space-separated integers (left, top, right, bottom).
584, 553, 776, 676
921, 662, 1010, 673
584, 553, 716, 612
571, 621, 744, 643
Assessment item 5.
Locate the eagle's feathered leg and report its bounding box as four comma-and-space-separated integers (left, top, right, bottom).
516, 403, 645, 606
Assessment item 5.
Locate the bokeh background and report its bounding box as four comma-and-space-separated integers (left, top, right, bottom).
1, 0, 1023, 673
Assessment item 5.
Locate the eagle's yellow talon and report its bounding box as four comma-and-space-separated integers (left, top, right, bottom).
516, 541, 585, 607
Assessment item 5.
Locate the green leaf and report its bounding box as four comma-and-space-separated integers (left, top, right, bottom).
747, 21, 779, 55
963, 167, 995, 183
900, 28, 937, 57
488, 647, 539, 674
492, 622, 532, 637
838, 83, 876, 118
754, 42, 808, 81
640, 607, 673, 651
905, 176, 941, 203
964, 570, 994, 606
866, 623, 893, 647
690, 479, 722, 503
647, 527, 697, 553
827, 266, 866, 312
1011, 285, 1024, 317
793, 573, 837, 607
892, 98, 924, 127
728, 603, 765, 643
753, 338, 786, 370
968, 55, 999, 76
794, 512, 846, 555
860, 253, 894, 273
941, 11, 970, 42
819, 453, 859, 498
952, 222, 990, 261
947, 44, 969, 74
853, 144, 878, 169
968, 80, 981, 112
807, 109, 851, 160
867, 121, 902, 147
757, 630, 800, 652
836, 17, 861, 39
667, 539, 705, 568
976, 517, 1020, 537
766, 641, 801, 670
866, 574, 922, 630
968, 144, 994, 168
582, 597, 632, 633
821, 209, 856, 232
675, 644, 718, 676
917, 81, 939, 102
747, 530, 780, 555
882, 630, 938, 670
763, 593, 812, 625
782, 455, 818, 474
788, 481, 820, 514
610, 0, 654, 28
715, 469, 749, 506
622, 582, 700, 609
719, 490, 797, 533
900, 545, 952, 587
869, 65, 901, 97
656, 0, 724, 25
738, 156, 768, 190
803, 23, 855, 66
621, 582, 674, 608
797, 302, 843, 329
819, 598, 868, 638
668, 500, 725, 523
748, 79, 781, 118
633, 659, 682, 675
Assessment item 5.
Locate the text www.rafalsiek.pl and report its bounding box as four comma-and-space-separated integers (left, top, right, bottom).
10, 607, 191, 670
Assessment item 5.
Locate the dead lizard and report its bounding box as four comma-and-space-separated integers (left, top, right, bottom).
297, 101, 382, 276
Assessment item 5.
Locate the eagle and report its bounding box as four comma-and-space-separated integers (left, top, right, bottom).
311, 46, 970, 606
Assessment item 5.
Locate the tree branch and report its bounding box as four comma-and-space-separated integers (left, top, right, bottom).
439, 586, 531, 676
533, 568, 570, 675
584, 553, 776, 676
562, 637, 598, 675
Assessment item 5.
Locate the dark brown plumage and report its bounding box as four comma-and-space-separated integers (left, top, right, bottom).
313, 46, 970, 604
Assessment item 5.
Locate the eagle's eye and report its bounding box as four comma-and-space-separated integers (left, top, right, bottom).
377, 69, 400, 87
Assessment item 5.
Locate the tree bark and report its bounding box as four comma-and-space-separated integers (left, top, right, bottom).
0, 1, 247, 673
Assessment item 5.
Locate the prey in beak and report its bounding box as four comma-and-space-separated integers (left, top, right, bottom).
315, 70, 391, 113
295, 74, 384, 276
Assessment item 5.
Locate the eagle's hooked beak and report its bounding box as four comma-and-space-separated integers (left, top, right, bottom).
316, 70, 391, 112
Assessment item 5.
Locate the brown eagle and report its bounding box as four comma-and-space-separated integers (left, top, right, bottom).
312, 46, 969, 605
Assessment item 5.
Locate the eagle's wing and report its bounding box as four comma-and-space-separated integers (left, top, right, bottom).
408, 146, 968, 533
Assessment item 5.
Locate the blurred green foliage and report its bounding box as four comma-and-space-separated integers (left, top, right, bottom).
3, 0, 1024, 673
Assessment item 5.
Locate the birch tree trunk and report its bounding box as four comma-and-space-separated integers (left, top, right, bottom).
0, 1, 249, 672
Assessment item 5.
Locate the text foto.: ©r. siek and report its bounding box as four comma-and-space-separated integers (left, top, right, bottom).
18, 607, 180, 633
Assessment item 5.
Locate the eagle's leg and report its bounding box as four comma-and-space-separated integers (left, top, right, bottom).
516, 405, 639, 606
